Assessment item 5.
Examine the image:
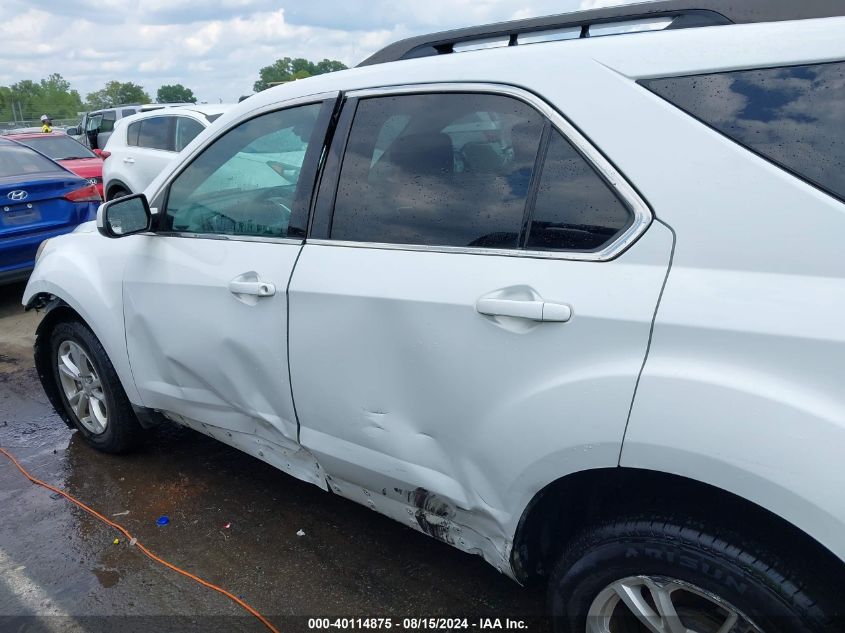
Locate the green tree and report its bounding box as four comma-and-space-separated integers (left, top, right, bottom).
0, 74, 83, 123
37, 74, 84, 119
253, 57, 347, 92
85, 81, 151, 110
156, 83, 197, 104
8, 80, 42, 121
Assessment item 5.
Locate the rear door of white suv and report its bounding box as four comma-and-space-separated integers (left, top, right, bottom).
120, 95, 337, 481
121, 115, 205, 193
288, 85, 673, 548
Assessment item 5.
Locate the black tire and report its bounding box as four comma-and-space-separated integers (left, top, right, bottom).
549, 514, 842, 633
49, 320, 144, 453
107, 187, 129, 201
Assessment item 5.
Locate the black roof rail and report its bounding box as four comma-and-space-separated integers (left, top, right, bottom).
358, 0, 845, 67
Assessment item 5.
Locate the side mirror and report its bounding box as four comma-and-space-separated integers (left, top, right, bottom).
97, 193, 152, 238
66, 126, 80, 136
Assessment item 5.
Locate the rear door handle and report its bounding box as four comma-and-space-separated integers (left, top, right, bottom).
476, 298, 571, 322
123, 157, 135, 164
228, 280, 276, 297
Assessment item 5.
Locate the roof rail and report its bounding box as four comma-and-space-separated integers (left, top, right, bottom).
358, 0, 845, 67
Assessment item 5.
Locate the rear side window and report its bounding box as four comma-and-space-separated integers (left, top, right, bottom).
526, 130, 632, 251
642, 61, 845, 202
127, 121, 141, 147
122, 108, 138, 118
137, 117, 173, 151
330, 93, 544, 249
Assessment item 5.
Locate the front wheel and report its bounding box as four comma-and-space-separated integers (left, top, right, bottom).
549, 515, 841, 633
49, 320, 144, 453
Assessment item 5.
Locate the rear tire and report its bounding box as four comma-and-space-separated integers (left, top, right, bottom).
549, 514, 841, 633
49, 320, 144, 453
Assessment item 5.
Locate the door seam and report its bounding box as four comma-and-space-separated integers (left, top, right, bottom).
286, 243, 306, 443
617, 218, 676, 465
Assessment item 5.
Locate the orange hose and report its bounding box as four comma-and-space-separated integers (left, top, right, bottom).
0, 446, 280, 633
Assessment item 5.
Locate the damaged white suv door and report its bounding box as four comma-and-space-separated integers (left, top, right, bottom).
287, 86, 671, 570
118, 96, 336, 485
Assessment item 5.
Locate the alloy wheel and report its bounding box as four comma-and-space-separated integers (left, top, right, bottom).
57, 340, 109, 435
587, 575, 764, 633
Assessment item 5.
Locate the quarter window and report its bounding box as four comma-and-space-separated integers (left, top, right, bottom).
642, 61, 845, 203
138, 117, 173, 151
175, 117, 205, 152
127, 121, 141, 147
330, 93, 545, 249
162, 103, 321, 238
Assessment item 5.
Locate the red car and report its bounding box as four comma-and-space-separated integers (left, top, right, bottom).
5, 133, 105, 198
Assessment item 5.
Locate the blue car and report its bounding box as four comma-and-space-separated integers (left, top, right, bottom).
0, 137, 100, 284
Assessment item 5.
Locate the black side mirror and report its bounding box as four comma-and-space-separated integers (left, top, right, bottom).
66, 126, 80, 136
97, 193, 152, 238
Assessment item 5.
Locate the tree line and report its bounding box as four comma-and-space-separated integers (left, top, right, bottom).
0, 57, 347, 123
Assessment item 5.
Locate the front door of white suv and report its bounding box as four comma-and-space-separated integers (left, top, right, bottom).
288, 87, 672, 557
121, 97, 336, 477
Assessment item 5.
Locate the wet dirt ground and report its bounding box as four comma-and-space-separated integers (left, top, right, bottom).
0, 282, 548, 633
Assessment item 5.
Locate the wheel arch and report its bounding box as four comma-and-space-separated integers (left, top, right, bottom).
510, 467, 845, 588
29, 296, 86, 429
105, 179, 132, 201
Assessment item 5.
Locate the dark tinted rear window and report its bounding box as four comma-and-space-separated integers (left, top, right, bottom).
138, 117, 173, 151
0, 142, 64, 178
330, 93, 544, 249
642, 61, 845, 202
16, 136, 96, 160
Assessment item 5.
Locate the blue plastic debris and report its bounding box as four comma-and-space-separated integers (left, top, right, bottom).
156, 515, 170, 526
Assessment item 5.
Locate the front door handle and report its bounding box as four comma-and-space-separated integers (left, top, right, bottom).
476, 298, 571, 322
123, 157, 135, 164
228, 280, 276, 297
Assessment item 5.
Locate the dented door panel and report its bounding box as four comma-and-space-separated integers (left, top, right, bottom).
123, 235, 302, 448
289, 222, 673, 572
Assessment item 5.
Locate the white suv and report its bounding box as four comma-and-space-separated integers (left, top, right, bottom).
22, 1, 845, 630
102, 104, 231, 200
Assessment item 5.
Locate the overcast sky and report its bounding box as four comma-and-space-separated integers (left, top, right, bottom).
0, 0, 648, 103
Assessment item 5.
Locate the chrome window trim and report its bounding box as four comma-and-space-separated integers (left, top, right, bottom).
148, 90, 339, 245
156, 233, 304, 245
308, 238, 614, 260
326, 82, 652, 262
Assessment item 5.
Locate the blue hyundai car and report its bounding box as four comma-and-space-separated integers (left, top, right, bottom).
0, 137, 100, 284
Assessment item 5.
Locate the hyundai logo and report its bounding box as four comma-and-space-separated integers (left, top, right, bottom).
7, 190, 28, 201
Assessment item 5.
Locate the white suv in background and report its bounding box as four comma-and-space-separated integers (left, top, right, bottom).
102, 104, 231, 200
22, 1, 845, 630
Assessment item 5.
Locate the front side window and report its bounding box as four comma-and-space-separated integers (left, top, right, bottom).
162, 103, 321, 238
330, 93, 544, 249
642, 60, 845, 203
86, 114, 102, 132
100, 111, 116, 133
138, 117, 172, 151
175, 117, 205, 152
